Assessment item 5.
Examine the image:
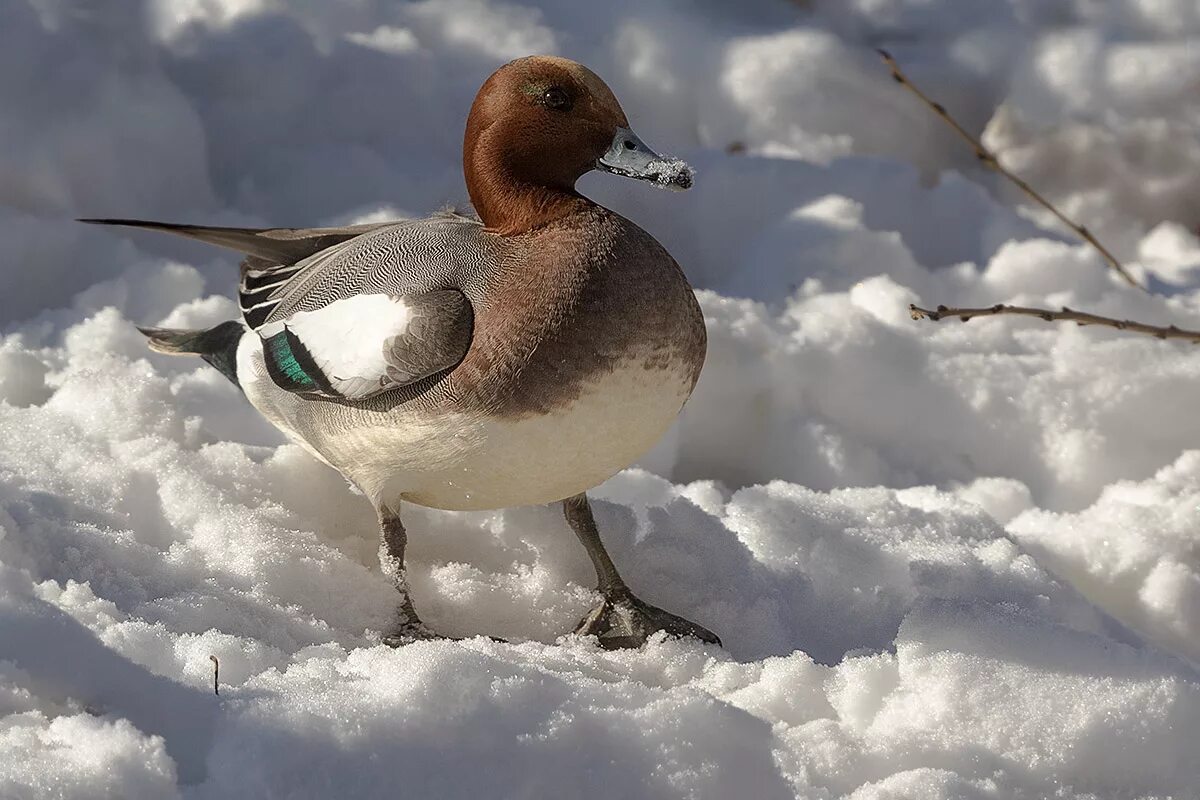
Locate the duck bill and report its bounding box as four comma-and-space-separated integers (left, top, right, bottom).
596, 127, 694, 191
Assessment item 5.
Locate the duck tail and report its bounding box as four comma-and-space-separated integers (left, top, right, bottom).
137, 320, 246, 388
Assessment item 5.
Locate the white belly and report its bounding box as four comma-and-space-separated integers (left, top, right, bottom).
239, 335, 693, 510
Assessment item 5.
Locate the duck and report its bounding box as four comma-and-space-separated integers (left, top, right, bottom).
82, 55, 719, 650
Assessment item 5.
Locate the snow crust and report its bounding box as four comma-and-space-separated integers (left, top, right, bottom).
647, 157, 695, 191
4, 1, 1200, 797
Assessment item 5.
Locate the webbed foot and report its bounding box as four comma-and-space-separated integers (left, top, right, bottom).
574, 588, 720, 650
381, 617, 446, 648
381, 615, 509, 647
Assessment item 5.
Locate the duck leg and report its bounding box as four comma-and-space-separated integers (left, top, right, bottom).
563, 493, 720, 649
377, 505, 440, 646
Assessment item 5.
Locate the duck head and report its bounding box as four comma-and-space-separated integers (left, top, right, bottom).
464, 55, 693, 235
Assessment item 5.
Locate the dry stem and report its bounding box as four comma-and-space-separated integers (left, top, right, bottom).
209, 654, 220, 696
909, 303, 1200, 343
877, 49, 1142, 290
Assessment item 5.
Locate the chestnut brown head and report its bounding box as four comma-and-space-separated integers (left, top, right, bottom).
463, 56, 693, 233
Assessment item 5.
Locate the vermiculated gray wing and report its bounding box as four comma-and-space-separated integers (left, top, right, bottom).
238, 214, 490, 329
242, 214, 493, 401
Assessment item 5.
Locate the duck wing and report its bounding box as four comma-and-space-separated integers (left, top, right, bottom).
256, 286, 474, 400
246, 214, 489, 401
84, 213, 487, 402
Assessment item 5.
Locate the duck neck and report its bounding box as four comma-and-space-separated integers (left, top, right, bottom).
464, 126, 590, 236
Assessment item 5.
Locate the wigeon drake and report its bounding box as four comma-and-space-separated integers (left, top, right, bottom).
83, 55, 718, 649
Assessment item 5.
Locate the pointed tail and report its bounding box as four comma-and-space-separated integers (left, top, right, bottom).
78, 217, 394, 266
138, 321, 246, 388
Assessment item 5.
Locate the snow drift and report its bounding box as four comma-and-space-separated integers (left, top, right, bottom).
3, 1, 1200, 798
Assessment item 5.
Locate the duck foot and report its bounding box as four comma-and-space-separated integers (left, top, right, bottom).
574, 589, 720, 650
381, 618, 447, 648
381, 618, 510, 647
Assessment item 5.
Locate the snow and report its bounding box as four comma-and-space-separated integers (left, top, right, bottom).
3, 0, 1200, 797
647, 157, 695, 191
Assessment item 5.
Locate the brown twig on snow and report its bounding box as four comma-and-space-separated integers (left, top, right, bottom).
209, 654, 220, 696
877, 49, 1143, 291
909, 303, 1200, 343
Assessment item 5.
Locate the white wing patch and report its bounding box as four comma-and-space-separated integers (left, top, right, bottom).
260, 294, 411, 398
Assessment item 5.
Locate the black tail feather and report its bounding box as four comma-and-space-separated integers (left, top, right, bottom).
138, 321, 245, 388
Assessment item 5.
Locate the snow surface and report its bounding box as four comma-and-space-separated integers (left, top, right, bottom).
3, 1, 1200, 797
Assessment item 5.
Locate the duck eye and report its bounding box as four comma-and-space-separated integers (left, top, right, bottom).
542, 86, 572, 111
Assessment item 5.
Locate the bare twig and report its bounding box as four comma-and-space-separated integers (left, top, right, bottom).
877, 49, 1143, 291
209, 654, 220, 696
910, 303, 1200, 342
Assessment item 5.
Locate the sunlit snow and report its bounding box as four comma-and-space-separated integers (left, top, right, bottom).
3, 1, 1200, 798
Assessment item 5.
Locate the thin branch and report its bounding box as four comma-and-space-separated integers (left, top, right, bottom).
910, 303, 1200, 343
209, 654, 220, 696
877, 49, 1143, 291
